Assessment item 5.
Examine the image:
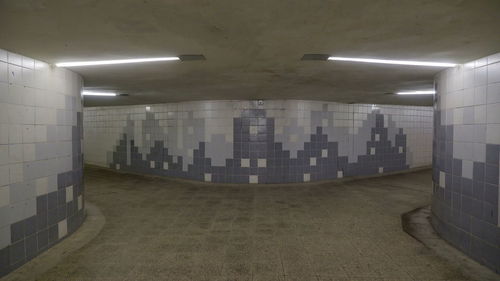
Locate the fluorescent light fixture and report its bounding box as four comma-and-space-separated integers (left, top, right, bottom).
82, 91, 117, 96
328, 56, 456, 67
56, 57, 180, 67
396, 90, 436, 95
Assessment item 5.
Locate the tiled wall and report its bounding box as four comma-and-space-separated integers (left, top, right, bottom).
84, 101, 432, 183
432, 53, 500, 273
0, 49, 84, 277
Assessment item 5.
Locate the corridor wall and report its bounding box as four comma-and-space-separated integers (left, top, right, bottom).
84, 101, 432, 183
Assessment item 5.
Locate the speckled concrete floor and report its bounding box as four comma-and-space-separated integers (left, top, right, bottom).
35, 167, 470, 281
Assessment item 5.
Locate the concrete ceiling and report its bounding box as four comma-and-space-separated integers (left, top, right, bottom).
1, 0, 499, 107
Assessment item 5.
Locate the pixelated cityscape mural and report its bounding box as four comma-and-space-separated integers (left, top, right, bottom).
84, 101, 432, 184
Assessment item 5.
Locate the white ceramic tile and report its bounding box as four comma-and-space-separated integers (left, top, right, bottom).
241, 159, 250, 168
439, 171, 446, 188
310, 157, 316, 166
487, 82, 500, 104
8, 144, 23, 163
249, 126, 258, 135
0, 62, 7, 83
9, 163, 23, 184
0, 165, 8, 186
7, 52, 22, 66
0, 185, 9, 208
23, 144, 35, 162
486, 124, 500, 145
35, 125, 47, 142
58, 219, 67, 238
303, 173, 310, 182
474, 66, 487, 86
8, 64, 22, 85
0, 124, 7, 145
487, 103, 500, 124
322, 119, 328, 127
0, 50, 6, 62
487, 62, 500, 84
0, 145, 8, 166
474, 105, 487, 124
22, 125, 35, 143
204, 173, 211, 182
8, 125, 22, 144
35, 177, 48, 196
66, 185, 73, 203
249, 175, 258, 184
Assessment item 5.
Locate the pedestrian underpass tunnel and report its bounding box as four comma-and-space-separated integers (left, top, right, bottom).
0, 1, 499, 279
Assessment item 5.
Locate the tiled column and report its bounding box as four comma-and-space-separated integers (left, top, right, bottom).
0, 49, 85, 277
432, 53, 500, 273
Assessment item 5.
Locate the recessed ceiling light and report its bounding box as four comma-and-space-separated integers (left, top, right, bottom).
396, 90, 435, 95
56, 57, 180, 67
328, 57, 456, 67
82, 91, 117, 96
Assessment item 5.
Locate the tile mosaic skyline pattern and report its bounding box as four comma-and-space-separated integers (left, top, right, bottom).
432, 53, 500, 273
84, 101, 432, 184
0, 49, 85, 277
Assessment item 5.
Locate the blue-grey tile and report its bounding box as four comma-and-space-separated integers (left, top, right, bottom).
10, 220, 24, 243
9, 240, 25, 265
485, 144, 499, 165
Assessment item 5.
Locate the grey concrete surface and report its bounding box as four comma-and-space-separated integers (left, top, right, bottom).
2, 1, 500, 106
402, 207, 499, 281
30, 166, 473, 280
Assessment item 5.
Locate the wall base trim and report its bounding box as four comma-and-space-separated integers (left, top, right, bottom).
84, 163, 431, 186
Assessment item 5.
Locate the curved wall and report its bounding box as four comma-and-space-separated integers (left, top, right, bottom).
432, 53, 500, 273
84, 101, 432, 183
0, 49, 84, 276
